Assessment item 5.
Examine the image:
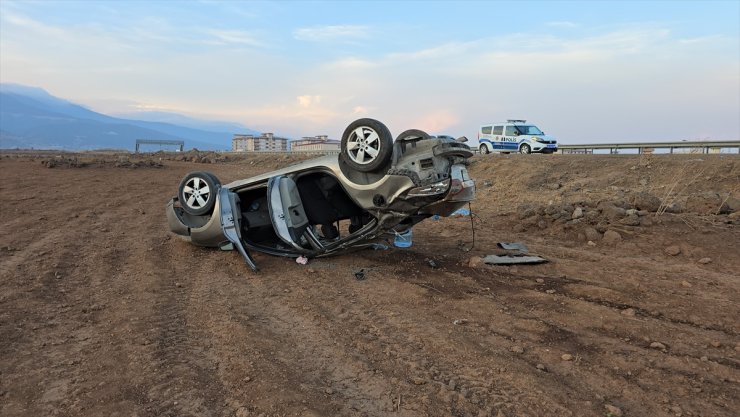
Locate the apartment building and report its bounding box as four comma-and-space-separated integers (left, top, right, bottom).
232, 132, 289, 152
291, 135, 341, 152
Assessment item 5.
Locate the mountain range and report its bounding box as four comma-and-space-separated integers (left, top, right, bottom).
0, 84, 260, 151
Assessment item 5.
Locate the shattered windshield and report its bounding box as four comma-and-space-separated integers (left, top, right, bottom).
516, 125, 544, 135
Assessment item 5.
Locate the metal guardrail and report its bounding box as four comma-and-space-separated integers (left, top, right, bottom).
558, 140, 740, 154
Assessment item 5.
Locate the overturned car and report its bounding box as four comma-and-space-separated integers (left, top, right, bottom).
166, 118, 475, 271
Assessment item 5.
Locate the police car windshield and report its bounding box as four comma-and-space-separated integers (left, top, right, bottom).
516, 125, 544, 135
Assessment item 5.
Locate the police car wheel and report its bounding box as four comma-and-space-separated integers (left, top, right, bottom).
519, 144, 531, 154
479, 144, 490, 154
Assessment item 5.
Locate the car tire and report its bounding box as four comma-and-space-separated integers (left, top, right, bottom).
519, 144, 531, 154
396, 129, 430, 141
178, 171, 219, 216
479, 144, 490, 154
341, 118, 393, 173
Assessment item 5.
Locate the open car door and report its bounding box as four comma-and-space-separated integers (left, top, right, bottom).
219, 187, 259, 271
267, 175, 314, 252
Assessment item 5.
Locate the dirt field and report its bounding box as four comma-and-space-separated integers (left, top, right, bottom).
1, 151, 738, 417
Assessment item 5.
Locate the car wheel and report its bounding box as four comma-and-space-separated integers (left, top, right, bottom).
519, 144, 531, 154
479, 144, 490, 154
178, 171, 219, 216
341, 118, 393, 173
396, 129, 430, 141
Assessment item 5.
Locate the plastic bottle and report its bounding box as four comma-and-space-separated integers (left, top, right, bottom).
393, 229, 413, 248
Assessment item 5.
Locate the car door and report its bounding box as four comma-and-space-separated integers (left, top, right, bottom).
491, 125, 504, 151
503, 125, 519, 152
267, 175, 311, 251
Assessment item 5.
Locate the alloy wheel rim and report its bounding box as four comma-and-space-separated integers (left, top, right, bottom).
183, 177, 211, 209
346, 126, 380, 165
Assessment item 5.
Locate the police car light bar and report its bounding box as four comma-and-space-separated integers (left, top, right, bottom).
507, 119, 527, 123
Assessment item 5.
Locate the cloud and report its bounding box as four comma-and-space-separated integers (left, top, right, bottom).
206, 29, 265, 47
297, 95, 321, 108
293, 24, 369, 42
547, 21, 578, 28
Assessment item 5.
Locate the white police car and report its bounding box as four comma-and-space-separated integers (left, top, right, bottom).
477, 120, 558, 154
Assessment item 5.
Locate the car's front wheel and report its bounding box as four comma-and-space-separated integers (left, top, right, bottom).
178, 171, 220, 216
341, 118, 393, 173
519, 144, 532, 154
479, 144, 490, 154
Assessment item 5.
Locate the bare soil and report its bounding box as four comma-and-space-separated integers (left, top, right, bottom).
1, 151, 738, 417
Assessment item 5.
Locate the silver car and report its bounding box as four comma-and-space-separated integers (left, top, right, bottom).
166, 118, 475, 271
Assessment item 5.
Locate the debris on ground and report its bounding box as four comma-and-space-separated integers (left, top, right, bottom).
482, 255, 548, 265
295, 255, 309, 265
496, 242, 529, 253
353, 268, 366, 280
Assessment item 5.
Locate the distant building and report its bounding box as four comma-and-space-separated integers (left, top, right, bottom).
291, 135, 341, 152
232, 133, 289, 152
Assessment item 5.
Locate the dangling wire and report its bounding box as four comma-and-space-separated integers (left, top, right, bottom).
468, 201, 476, 250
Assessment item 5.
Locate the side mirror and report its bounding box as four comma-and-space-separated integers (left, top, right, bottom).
456, 136, 468, 143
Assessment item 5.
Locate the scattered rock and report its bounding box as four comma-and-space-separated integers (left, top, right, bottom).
545, 289, 556, 294
604, 404, 623, 417
680, 280, 692, 288
561, 353, 574, 361
511, 345, 525, 354
710, 341, 722, 348
535, 278, 545, 284
686, 191, 730, 214
630, 191, 661, 212
619, 214, 640, 226
664, 245, 681, 256
599, 203, 627, 220
536, 363, 547, 372
453, 319, 468, 325
584, 227, 601, 242
650, 341, 667, 350
572, 207, 584, 219
175, 282, 182, 288
697, 257, 711, 264
324, 388, 334, 395
621, 308, 636, 317
602, 230, 622, 245
587, 241, 597, 247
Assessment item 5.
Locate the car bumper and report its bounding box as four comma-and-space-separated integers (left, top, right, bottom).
166, 197, 227, 247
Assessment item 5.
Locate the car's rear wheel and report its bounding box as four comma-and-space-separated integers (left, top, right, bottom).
519, 144, 531, 154
396, 129, 430, 141
341, 118, 393, 173
178, 171, 219, 216
479, 144, 490, 154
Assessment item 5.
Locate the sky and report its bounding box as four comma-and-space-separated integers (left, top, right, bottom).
1, 0, 738, 143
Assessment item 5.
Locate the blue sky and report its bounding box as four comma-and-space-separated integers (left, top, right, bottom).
1, 0, 738, 142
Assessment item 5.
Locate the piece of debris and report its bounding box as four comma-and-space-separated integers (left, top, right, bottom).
482, 255, 547, 265
353, 269, 366, 280
453, 319, 468, 325
561, 353, 574, 361
604, 404, 623, 417
587, 240, 597, 247
536, 363, 547, 372
535, 278, 545, 284
681, 280, 692, 288
698, 257, 712, 264
510, 345, 525, 354
370, 243, 389, 250
497, 242, 529, 253
710, 341, 722, 348
295, 255, 309, 265
545, 289, 556, 294
451, 208, 470, 217
426, 259, 439, 269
